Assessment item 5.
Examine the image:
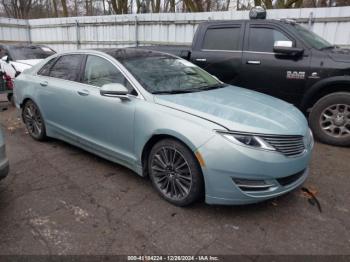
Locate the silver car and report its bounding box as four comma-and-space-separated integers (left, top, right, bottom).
14, 49, 313, 206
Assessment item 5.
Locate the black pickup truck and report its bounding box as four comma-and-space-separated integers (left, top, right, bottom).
142, 17, 350, 146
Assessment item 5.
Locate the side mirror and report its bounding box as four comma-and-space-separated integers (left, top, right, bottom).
100, 83, 130, 100
273, 41, 304, 56
1, 55, 10, 63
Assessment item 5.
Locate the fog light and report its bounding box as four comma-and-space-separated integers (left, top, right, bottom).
232, 178, 274, 192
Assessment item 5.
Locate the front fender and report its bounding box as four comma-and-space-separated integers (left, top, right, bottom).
301, 76, 350, 111
133, 101, 221, 167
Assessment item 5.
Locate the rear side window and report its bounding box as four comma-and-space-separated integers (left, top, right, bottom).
248, 27, 291, 52
37, 58, 57, 76
49, 55, 83, 81
202, 27, 241, 51
82, 55, 134, 92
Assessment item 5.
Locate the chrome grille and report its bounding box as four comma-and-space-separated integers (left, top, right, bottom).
261, 135, 305, 157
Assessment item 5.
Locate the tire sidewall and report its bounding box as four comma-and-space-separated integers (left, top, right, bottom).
148, 138, 204, 206
309, 92, 350, 146
22, 100, 47, 141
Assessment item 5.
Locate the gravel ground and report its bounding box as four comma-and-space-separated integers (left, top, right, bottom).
0, 102, 349, 256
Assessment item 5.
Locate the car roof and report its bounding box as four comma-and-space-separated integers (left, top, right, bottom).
56, 48, 175, 61
0, 43, 52, 49
99, 48, 174, 60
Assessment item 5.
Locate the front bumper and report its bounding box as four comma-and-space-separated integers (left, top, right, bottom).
197, 134, 312, 205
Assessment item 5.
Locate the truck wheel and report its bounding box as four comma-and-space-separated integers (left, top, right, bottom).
309, 92, 350, 146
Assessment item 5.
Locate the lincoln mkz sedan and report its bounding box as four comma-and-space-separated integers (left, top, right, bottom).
14, 49, 314, 206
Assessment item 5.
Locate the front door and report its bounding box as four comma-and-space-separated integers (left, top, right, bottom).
74, 54, 137, 164
240, 23, 310, 105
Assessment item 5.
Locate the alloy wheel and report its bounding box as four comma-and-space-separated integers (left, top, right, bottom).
150, 146, 192, 200
319, 104, 350, 138
23, 102, 43, 138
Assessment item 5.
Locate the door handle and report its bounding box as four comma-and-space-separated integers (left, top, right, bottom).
40, 81, 48, 86
247, 60, 261, 65
77, 89, 89, 96
195, 58, 207, 62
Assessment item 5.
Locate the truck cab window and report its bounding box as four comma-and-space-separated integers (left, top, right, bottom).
248, 27, 291, 53
202, 27, 240, 51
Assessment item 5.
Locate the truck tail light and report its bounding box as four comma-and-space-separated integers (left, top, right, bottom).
3, 73, 13, 89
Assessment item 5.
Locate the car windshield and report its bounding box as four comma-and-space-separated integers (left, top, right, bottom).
294, 24, 333, 50
120, 54, 223, 94
8, 46, 55, 60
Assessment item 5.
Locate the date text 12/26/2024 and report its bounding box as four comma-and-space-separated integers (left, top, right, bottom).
127, 255, 219, 261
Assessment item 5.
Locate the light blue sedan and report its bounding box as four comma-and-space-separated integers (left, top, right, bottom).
14, 49, 313, 206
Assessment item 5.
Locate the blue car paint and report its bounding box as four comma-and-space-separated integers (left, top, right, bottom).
155, 86, 308, 135
14, 49, 313, 205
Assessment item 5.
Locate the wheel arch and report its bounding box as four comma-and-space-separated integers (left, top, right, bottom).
20, 97, 32, 108
19, 95, 39, 108
300, 77, 350, 112
140, 132, 202, 178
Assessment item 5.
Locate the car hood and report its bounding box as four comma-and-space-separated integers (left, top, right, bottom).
12, 59, 43, 72
154, 86, 308, 135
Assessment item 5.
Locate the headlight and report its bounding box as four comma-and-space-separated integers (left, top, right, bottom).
305, 128, 314, 148
217, 131, 275, 151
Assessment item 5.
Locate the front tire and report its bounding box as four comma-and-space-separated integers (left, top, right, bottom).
309, 92, 350, 146
148, 139, 204, 206
22, 100, 47, 141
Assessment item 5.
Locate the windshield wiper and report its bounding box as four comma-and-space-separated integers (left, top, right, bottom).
152, 83, 226, 95
319, 45, 336, 50
152, 89, 200, 94
196, 83, 226, 91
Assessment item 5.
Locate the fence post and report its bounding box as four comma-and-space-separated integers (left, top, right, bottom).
26, 20, 31, 44
135, 15, 138, 47
75, 20, 80, 49
308, 12, 314, 30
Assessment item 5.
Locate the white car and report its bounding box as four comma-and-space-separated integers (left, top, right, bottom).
0, 44, 55, 103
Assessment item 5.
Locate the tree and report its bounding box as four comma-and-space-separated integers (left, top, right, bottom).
52, 0, 59, 17
61, 0, 68, 16
2, 0, 33, 19
0, 0, 350, 19
111, 0, 128, 14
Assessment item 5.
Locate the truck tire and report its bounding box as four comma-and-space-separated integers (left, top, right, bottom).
309, 92, 350, 146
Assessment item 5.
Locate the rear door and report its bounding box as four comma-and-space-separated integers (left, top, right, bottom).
190, 22, 244, 85
240, 22, 310, 104
36, 54, 86, 139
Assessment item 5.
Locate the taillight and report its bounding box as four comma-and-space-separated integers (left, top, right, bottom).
3, 74, 13, 89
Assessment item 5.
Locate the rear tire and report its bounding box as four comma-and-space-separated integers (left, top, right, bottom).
22, 100, 47, 141
309, 92, 350, 146
148, 138, 204, 206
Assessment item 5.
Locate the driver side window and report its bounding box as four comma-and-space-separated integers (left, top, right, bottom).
82, 55, 135, 94
248, 27, 292, 53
